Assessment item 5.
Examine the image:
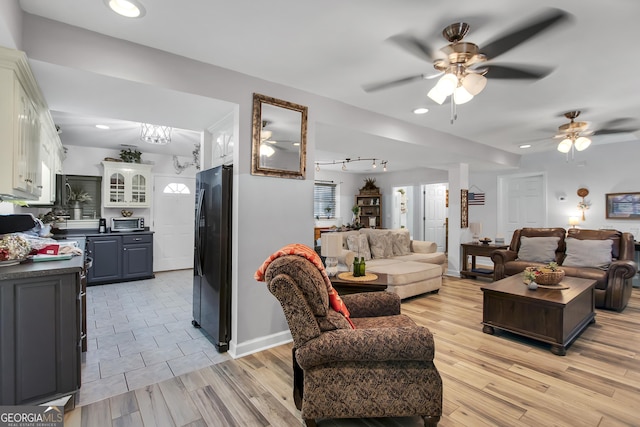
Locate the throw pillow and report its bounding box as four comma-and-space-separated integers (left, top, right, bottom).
368, 232, 393, 258
392, 231, 412, 256
517, 236, 560, 263
563, 238, 613, 268
346, 234, 372, 261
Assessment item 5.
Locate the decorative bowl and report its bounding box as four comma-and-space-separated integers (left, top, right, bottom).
479, 238, 492, 245
534, 269, 565, 285
121, 210, 133, 217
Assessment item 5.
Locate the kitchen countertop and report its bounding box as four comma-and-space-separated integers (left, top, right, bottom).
52, 229, 153, 238
0, 238, 86, 281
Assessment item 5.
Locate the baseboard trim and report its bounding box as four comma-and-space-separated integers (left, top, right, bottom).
228, 330, 293, 359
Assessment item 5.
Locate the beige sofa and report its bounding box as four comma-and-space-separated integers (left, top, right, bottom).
327, 228, 446, 299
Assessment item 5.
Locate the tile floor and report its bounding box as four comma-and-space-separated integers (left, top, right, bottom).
78, 269, 230, 406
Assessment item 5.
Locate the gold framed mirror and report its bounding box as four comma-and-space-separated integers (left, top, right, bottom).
251, 93, 308, 179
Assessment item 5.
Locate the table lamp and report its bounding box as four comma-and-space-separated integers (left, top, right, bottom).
569, 216, 580, 228
469, 222, 482, 243
321, 233, 342, 277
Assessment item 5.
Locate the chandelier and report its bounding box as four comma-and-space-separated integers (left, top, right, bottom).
140, 123, 172, 145
315, 157, 388, 172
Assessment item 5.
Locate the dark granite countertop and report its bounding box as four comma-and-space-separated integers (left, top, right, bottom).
0, 238, 86, 281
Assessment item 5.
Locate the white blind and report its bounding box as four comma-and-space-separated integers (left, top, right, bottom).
314, 182, 336, 218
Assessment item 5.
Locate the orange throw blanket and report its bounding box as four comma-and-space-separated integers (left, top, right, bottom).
255, 243, 354, 329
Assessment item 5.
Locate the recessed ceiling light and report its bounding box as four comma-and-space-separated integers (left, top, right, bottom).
519, 144, 532, 149
105, 0, 146, 18
413, 108, 429, 115
95, 124, 110, 130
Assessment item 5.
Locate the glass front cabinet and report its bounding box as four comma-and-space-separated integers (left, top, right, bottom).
102, 161, 153, 208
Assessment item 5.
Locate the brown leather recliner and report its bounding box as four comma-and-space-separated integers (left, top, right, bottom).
491, 228, 637, 311
264, 255, 442, 427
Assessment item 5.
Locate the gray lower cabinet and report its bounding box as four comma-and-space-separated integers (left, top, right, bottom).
0, 272, 81, 406
87, 233, 153, 285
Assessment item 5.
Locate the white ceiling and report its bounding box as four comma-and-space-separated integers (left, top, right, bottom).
13, 0, 640, 171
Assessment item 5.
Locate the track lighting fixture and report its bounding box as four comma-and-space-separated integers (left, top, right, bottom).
315, 157, 388, 172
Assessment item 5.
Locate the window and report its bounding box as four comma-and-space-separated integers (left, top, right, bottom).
163, 183, 191, 194
314, 182, 336, 218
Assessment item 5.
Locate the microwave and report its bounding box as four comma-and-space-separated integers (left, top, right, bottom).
111, 217, 145, 232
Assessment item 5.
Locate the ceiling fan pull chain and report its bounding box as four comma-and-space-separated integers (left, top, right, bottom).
450, 96, 457, 124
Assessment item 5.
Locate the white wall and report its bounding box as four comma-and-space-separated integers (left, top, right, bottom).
470, 139, 640, 244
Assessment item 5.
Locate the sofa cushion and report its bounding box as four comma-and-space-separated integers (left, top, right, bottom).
368, 231, 394, 259
367, 261, 441, 286
394, 252, 446, 265
563, 238, 613, 268
517, 236, 560, 263
346, 234, 372, 260
391, 230, 412, 256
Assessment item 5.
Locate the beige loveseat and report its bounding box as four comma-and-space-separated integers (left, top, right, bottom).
327, 228, 446, 299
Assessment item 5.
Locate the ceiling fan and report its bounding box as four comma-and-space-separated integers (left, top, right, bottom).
554, 110, 639, 154
363, 8, 570, 110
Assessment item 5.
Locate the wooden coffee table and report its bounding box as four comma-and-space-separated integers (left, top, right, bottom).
481, 274, 596, 355
330, 272, 388, 295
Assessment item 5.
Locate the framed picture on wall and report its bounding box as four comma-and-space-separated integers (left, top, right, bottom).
461, 189, 468, 228
605, 192, 640, 219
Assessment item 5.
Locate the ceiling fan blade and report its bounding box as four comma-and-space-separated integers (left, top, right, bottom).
387, 34, 442, 63
362, 74, 431, 93
482, 64, 552, 79
481, 8, 571, 59
592, 128, 638, 136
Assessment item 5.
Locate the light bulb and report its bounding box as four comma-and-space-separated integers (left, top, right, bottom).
574, 136, 591, 151
342, 163, 347, 171
462, 73, 487, 95
315, 164, 320, 172
557, 138, 572, 153
453, 86, 474, 104
383, 162, 387, 172
436, 73, 458, 96
372, 160, 377, 168
427, 86, 447, 105
260, 144, 275, 157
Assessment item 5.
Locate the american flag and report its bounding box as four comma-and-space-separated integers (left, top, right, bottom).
468, 192, 485, 205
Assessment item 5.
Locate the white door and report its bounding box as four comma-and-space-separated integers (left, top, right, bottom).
422, 183, 448, 253
153, 175, 196, 272
497, 173, 546, 244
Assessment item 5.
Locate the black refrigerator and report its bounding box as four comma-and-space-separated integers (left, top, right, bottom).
192, 165, 232, 352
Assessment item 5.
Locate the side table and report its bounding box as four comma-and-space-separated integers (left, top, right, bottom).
460, 242, 508, 279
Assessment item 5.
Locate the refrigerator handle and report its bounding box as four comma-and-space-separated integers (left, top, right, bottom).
195, 189, 205, 277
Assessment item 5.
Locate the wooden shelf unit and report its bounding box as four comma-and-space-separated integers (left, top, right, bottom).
356, 193, 381, 228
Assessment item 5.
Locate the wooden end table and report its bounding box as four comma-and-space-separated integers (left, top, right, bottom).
460, 242, 509, 279
330, 272, 388, 295
481, 274, 596, 355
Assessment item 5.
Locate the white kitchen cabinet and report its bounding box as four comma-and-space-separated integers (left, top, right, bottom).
30, 111, 63, 205
0, 46, 56, 201
102, 161, 153, 208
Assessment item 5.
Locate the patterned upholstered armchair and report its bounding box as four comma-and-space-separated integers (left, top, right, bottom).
263, 255, 442, 427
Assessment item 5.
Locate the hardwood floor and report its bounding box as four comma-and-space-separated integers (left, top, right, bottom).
64, 276, 640, 426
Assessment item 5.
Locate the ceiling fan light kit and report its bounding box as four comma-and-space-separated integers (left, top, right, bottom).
555, 111, 592, 157
140, 123, 171, 145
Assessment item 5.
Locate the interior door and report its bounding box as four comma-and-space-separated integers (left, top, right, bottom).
422, 183, 448, 253
153, 175, 196, 271
498, 173, 546, 243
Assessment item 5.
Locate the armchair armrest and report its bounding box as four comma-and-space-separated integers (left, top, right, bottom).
608, 259, 638, 280
411, 240, 437, 253
491, 249, 517, 280
341, 291, 400, 318
296, 326, 435, 369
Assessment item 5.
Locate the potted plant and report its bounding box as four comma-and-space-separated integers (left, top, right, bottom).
325, 206, 332, 218
351, 204, 360, 223
360, 177, 379, 195
67, 186, 92, 220
120, 148, 142, 163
